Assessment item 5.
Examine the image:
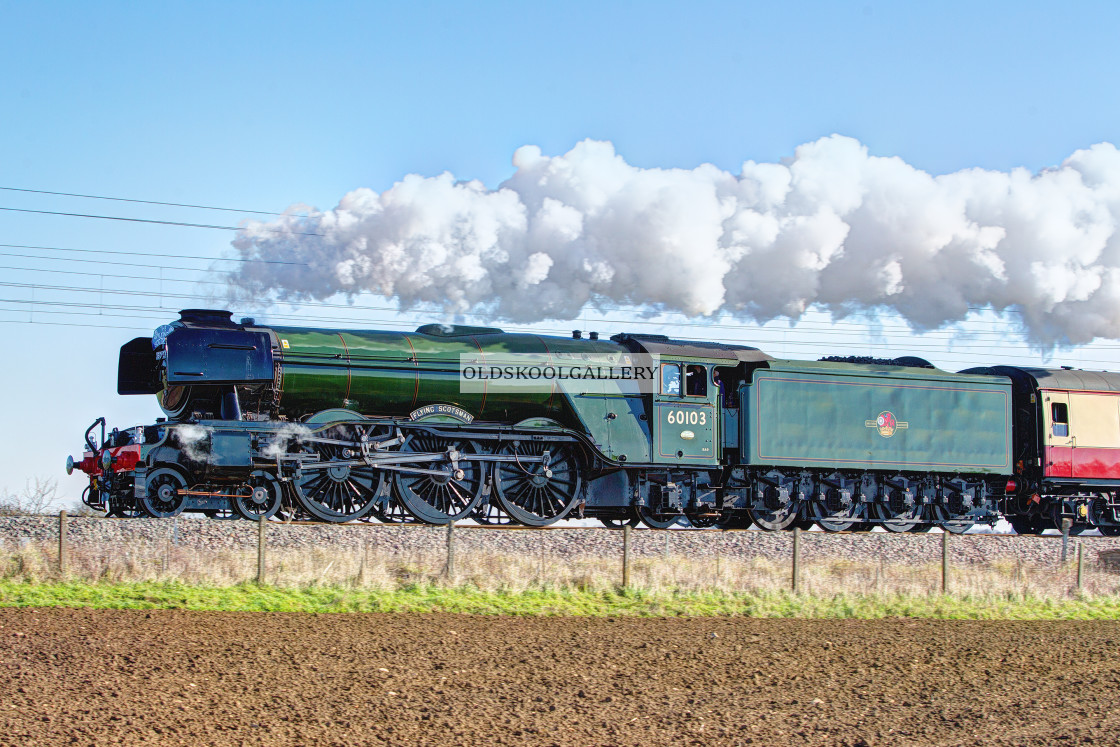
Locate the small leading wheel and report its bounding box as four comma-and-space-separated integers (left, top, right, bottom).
599, 508, 641, 529
233, 470, 282, 521
106, 499, 144, 519
142, 468, 188, 518
392, 435, 485, 525
494, 440, 583, 527
685, 509, 723, 529
204, 508, 241, 520
638, 505, 683, 529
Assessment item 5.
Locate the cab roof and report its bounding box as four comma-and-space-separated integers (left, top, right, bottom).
610, 333, 773, 363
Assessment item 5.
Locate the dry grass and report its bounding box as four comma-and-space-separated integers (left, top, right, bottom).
3, 540, 1118, 602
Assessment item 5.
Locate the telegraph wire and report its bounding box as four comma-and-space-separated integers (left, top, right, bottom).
0, 186, 306, 217
0, 247, 1033, 334
0, 274, 1036, 342
0, 312, 1109, 368
0, 268, 1097, 347
2, 297, 1117, 367
0, 251, 1082, 349
0, 206, 325, 236
0, 243, 307, 265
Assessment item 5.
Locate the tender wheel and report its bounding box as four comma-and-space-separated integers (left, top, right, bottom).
142, 468, 187, 518
812, 485, 862, 532
392, 435, 485, 525
494, 440, 583, 527
810, 481, 860, 535
233, 470, 282, 520
748, 506, 799, 531
293, 434, 385, 523
748, 475, 799, 531
872, 489, 922, 533
931, 505, 973, 534
747, 472, 800, 531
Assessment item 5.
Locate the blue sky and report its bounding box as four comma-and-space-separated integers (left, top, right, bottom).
2, 1, 1119, 504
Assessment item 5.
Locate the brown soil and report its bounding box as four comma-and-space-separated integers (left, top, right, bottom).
1, 609, 1118, 746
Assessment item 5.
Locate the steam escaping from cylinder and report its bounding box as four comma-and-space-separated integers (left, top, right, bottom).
228, 136, 1120, 346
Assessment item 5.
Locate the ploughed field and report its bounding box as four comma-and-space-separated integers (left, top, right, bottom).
1, 608, 1118, 746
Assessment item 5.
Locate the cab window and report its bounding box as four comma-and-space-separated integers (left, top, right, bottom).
685, 365, 707, 397
660, 364, 681, 395
1052, 402, 1069, 438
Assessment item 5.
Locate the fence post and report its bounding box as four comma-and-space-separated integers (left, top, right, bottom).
445, 522, 455, 580
791, 526, 801, 593
538, 532, 545, 585
256, 516, 267, 584
1077, 541, 1084, 590
1061, 518, 1072, 563
357, 541, 367, 586
941, 530, 950, 593
58, 510, 68, 576
622, 524, 631, 589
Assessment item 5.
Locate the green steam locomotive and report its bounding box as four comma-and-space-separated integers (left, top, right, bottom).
66, 309, 1120, 534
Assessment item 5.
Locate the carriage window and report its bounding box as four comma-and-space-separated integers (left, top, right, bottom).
1052, 402, 1069, 438
660, 364, 681, 395
685, 365, 707, 397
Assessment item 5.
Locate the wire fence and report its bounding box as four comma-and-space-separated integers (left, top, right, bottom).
3, 513, 1120, 599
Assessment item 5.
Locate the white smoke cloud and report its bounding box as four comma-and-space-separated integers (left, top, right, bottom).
228, 136, 1120, 346
260, 423, 313, 460
173, 424, 213, 464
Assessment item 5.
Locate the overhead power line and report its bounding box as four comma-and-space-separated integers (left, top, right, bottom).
0, 186, 305, 217
0, 253, 1073, 344
2, 292, 1117, 366
0, 243, 307, 265
0, 286, 1049, 345
0, 206, 324, 236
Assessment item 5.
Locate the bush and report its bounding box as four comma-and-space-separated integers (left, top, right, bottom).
0, 478, 58, 516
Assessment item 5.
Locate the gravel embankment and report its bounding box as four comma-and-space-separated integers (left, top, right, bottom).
2, 516, 1119, 567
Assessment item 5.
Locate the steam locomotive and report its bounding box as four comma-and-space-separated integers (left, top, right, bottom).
67, 309, 1120, 534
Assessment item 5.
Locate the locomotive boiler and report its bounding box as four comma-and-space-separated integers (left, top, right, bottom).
67, 309, 1120, 534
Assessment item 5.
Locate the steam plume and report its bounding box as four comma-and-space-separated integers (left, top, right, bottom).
229, 136, 1120, 345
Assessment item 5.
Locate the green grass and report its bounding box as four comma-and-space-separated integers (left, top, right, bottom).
3, 579, 1120, 619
